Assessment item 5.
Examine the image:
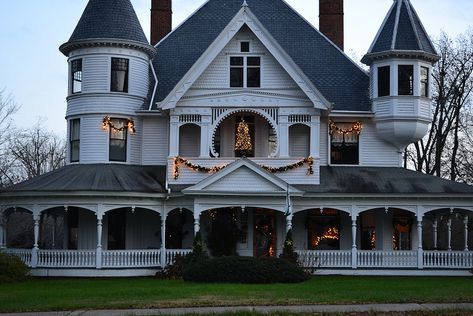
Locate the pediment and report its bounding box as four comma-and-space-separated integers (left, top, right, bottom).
183, 159, 302, 196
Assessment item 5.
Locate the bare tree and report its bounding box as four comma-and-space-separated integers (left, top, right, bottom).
0, 89, 20, 188
406, 29, 473, 184
8, 122, 66, 181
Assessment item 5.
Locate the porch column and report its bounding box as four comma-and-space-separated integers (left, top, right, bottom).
310, 116, 320, 158
432, 219, 438, 250
169, 115, 180, 157
464, 216, 469, 252
279, 115, 289, 157
52, 215, 57, 249
194, 212, 200, 235
417, 217, 423, 269
285, 213, 293, 232
447, 217, 452, 251
31, 214, 40, 268
96, 215, 103, 269
161, 213, 167, 268
351, 214, 358, 269
200, 116, 211, 157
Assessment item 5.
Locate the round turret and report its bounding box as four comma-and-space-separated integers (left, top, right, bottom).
361, 0, 439, 150
59, 0, 156, 165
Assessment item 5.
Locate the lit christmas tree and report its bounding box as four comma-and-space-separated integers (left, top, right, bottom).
235, 119, 252, 151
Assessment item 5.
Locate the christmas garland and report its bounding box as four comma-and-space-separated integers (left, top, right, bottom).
173, 156, 314, 179
102, 116, 136, 133
329, 120, 362, 135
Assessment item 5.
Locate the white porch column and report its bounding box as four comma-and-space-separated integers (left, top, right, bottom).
417, 217, 423, 269
96, 214, 103, 269
447, 217, 452, 251
285, 213, 293, 232
63, 206, 69, 249
351, 214, 358, 269
194, 212, 201, 235
310, 116, 320, 158
169, 115, 180, 157
161, 212, 167, 268
279, 115, 289, 158
31, 213, 40, 268
52, 215, 56, 249
464, 216, 469, 252
433, 219, 438, 250
200, 116, 211, 157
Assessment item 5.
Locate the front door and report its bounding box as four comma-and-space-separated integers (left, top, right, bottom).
253, 210, 276, 257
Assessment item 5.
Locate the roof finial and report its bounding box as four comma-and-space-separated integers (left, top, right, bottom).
242, 0, 248, 7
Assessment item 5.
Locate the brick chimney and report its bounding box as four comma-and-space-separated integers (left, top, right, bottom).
151, 0, 172, 45
319, 0, 344, 50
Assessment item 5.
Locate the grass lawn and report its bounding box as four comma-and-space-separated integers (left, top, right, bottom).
0, 276, 472, 313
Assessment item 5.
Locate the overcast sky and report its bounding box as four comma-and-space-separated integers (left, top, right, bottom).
0, 0, 471, 135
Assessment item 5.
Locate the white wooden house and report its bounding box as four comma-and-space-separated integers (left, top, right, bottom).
1, 0, 472, 276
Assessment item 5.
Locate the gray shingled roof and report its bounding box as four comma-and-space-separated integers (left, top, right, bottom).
362, 0, 438, 65
296, 167, 473, 194
2, 164, 166, 194
151, 0, 370, 112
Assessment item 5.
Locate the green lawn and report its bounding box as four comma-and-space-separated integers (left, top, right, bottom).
0, 276, 472, 313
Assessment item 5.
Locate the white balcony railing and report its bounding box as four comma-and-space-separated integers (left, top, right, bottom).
423, 251, 473, 269
165, 249, 192, 266
102, 249, 162, 268
357, 250, 417, 268
2, 248, 32, 266
296, 250, 351, 268
38, 249, 95, 268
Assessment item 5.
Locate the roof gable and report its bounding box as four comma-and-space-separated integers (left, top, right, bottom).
151, 0, 370, 112
183, 158, 301, 196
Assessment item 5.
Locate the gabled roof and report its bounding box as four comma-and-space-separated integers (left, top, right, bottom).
362, 0, 438, 65
151, 0, 370, 112
1, 164, 166, 195
60, 0, 154, 57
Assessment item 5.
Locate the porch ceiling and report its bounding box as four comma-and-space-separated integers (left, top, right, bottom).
1, 164, 167, 194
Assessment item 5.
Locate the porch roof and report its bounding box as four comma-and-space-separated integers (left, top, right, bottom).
1, 164, 167, 194
296, 167, 473, 194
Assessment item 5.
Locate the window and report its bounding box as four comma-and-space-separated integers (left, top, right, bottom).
398, 65, 413, 95
330, 121, 361, 165
111, 58, 129, 92
70, 119, 80, 162
420, 66, 429, 97
306, 209, 340, 250
240, 41, 250, 52
71, 59, 82, 94
377, 66, 390, 97
230, 56, 261, 88
109, 118, 127, 162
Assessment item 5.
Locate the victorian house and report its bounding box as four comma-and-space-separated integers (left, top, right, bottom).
1, 0, 472, 276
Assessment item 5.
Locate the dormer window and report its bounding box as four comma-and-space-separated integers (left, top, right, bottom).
398, 65, 413, 95
71, 59, 82, 94
230, 56, 261, 88
420, 66, 429, 97
329, 121, 362, 165
377, 66, 390, 97
111, 58, 129, 93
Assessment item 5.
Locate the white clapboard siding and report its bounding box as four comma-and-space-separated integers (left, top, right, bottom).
319, 119, 328, 165
79, 115, 109, 163
128, 58, 150, 97
289, 124, 310, 157
82, 55, 109, 92
205, 167, 282, 192
360, 120, 401, 166
192, 26, 297, 90
67, 94, 143, 117
142, 117, 169, 165
179, 124, 201, 157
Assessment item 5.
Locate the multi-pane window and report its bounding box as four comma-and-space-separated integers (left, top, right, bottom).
377, 66, 390, 97
71, 59, 82, 94
230, 56, 261, 88
111, 58, 129, 92
70, 119, 80, 163
109, 119, 127, 162
420, 66, 429, 97
398, 65, 413, 95
330, 122, 360, 165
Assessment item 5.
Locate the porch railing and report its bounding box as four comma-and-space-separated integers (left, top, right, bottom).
423, 251, 473, 269
165, 249, 192, 266
2, 248, 32, 266
296, 250, 351, 268
37, 249, 95, 268
102, 249, 162, 268
357, 250, 417, 268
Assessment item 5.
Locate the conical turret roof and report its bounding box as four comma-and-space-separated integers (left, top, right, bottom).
60, 0, 154, 56
362, 0, 438, 65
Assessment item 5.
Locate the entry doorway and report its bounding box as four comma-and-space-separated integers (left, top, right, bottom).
253, 210, 277, 257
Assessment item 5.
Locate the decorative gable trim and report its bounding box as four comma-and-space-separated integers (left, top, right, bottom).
182, 158, 303, 196
159, 5, 330, 110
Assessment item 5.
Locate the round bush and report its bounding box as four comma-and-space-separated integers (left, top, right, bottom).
183, 256, 309, 283
0, 252, 30, 283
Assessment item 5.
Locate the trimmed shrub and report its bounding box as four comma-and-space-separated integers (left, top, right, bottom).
183, 256, 309, 283
0, 252, 30, 283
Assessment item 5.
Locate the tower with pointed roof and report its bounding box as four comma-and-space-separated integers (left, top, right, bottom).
362, 0, 439, 151
59, 0, 156, 165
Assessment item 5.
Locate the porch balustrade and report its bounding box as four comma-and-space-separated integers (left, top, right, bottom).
357, 250, 417, 268
37, 249, 95, 268
296, 250, 351, 268
102, 249, 162, 268
3, 248, 32, 266
165, 249, 192, 266
423, 251, 473, 269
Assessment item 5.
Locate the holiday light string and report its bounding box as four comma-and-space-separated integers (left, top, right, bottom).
329, 120, 362, 136
173, 156, 314, 179
102, 116, 136, 133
